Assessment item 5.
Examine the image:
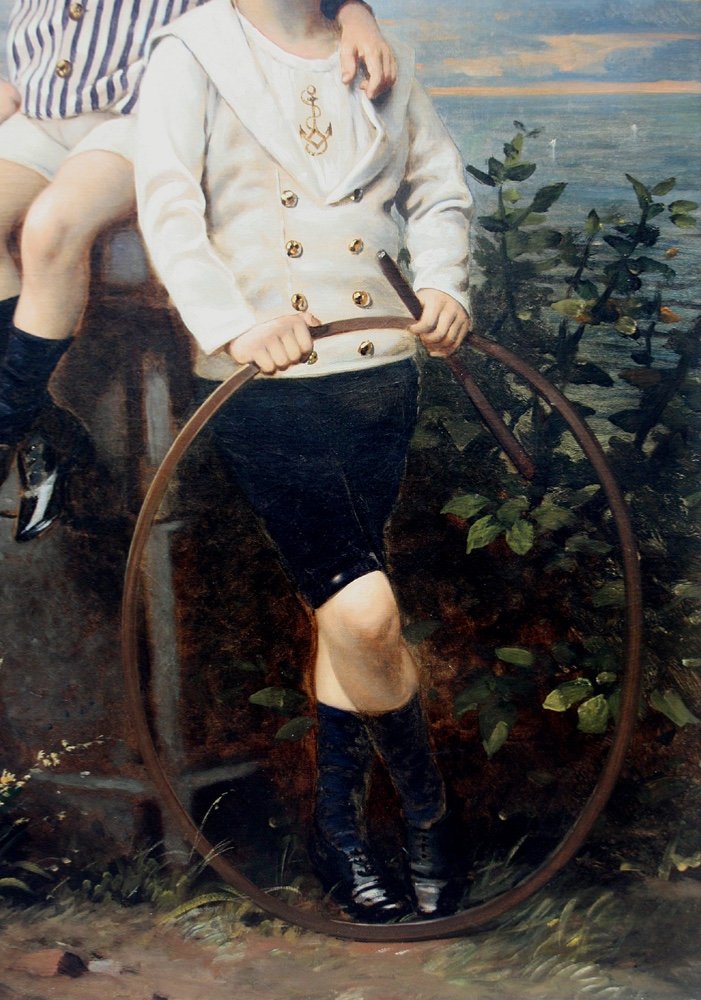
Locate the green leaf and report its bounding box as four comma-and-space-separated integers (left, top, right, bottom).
504, 162, 537, 182
604, 234, 636, 256
577, 694, 610, 734
609, 408, 643, 432
592, 580, 626, 608
488, 157, 505, 180
649, 688, 700, 727
249, 687, 306, 714
575, 280, 599, 300
628, 256, 675, 278
569, 362, 615, 387
596, 671, 618, 685
466, 164, 497, 187
671, 213, 697, 229
615, 316, 638, 336
650, 177, 676, 195
15, 860, 52, 879
274, 717, 316, 741
466, 515, 503, 553
565, 533, 613, 556
543, 678, 594, 712
496, 496, 529, 526
402, 620, 441, 644
502, 187, 521, 203
569, 485, 600, 508
684, 491, 701, 511
551, 298, 586, 318
530, 182, 567, 212
441, 416, 483, 452
668, 199, 698, 213
672, 580, 701, 602
552, 641, 577, 665
479, 703, 517, 757
479, 215, 510, 234
505, 132, 524, 156
584, 209, 602, 236
626, 173, 652, 208
532, 501, 575, 532
411, 424, 441, 449
454, 676, 495, 717
441, 493, 491, 520
505, 518, 535, 555
523, 213, 548, 227
0, 878, 32, 894
495, 646, 534, 667
608, 688, 622, 723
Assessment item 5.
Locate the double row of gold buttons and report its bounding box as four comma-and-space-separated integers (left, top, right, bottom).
281, 187, 373, 314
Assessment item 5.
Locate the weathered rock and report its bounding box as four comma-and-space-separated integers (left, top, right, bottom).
11, 948, 87, 978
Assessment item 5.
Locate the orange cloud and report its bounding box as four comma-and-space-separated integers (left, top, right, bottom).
444, 33, 701, 79
429, 80, 701, 97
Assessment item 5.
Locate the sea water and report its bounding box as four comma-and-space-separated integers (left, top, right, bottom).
438, 92, 701, 306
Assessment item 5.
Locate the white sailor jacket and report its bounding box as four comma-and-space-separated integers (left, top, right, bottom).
135, 0, 473, 380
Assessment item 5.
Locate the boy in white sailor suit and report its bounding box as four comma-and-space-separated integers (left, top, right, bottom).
135, 0, 473, 922
0, 0, 390, 540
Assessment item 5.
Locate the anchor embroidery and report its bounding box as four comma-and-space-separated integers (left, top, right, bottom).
299, 85, 332, 156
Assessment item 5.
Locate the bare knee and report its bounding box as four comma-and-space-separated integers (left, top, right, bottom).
318, 573, 402, 654
21, 187, 98, 273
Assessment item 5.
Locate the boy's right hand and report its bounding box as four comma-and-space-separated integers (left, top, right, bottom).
0, 79, 20, 123
227, 312, 319, 374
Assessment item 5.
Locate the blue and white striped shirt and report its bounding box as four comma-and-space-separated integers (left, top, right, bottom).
7, 0, 205, 118
7, 0, 348, 120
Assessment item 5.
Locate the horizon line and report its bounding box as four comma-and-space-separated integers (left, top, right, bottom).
427, 80, 701, 97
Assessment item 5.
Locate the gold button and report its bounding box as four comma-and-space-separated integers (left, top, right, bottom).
286, 240, 302, 258
306, 351, 318, 365
352, 290, 372, 308
358, 340, 374, 357
281, 189, 298, 208
350, 188, 363, 202
55, 59, 72, 78
68, 2, 84, 19
291, 293, 308, 311
348, 239, 364, 254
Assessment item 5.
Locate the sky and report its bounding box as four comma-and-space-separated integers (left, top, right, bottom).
378, 0, 701, 94
0, 0, 698, 95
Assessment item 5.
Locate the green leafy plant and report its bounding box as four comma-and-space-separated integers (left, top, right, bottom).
425, 124, 701, 755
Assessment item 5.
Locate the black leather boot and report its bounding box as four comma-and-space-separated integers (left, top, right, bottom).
366, 695, 463, 918
309, 702, 411, 923
0, 325, 75, 540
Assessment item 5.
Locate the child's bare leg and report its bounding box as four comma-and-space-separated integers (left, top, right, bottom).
0, 150, 134, 538
14, 149, 135, 340
314, 571, 418, 714
0, 160, 47, 300
314, 570, 457, 917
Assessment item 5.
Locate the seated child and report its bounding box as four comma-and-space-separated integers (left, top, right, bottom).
0, 0, 391, 540
135, 0, 473, 922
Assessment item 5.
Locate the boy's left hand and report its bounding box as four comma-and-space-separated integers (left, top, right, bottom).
409, 289, 471, 358
336, 2, 397, 99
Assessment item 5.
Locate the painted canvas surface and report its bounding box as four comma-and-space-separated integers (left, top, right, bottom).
0, 0, 700, 997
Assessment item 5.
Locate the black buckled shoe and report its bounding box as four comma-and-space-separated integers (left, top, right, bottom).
309, 824, 412, 923
406, 811, 464, 918
14, 406, 95, 542
14, 430, 66, 542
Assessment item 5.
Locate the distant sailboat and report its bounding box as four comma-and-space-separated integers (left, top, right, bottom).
549, 137, 557, 159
